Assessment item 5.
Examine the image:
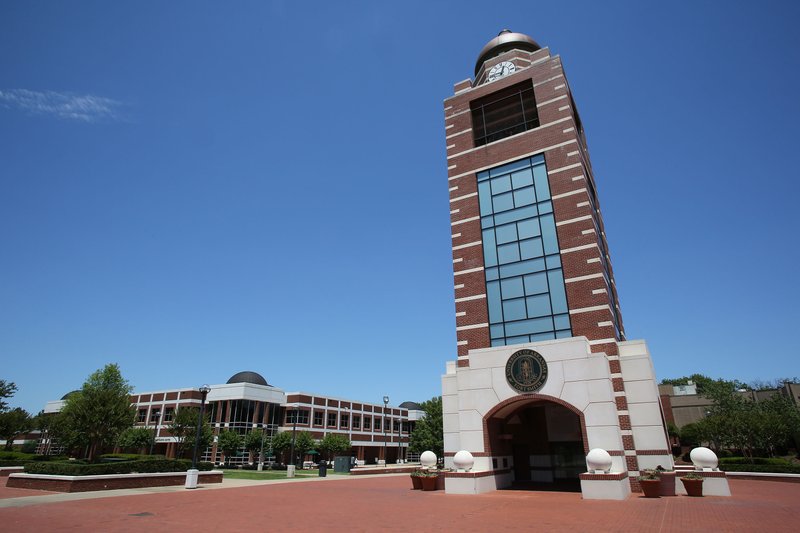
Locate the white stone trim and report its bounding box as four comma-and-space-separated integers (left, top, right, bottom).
450, 209, 460, 215
452, 241, 482, 251
590, 338, 617, 346
560, 243, 597, 254
448, 164, 457, 170
592, 288, 607, 295
456, 311, 466, 317
551, 188, 586, 200
582, 228, 596, 235
451, 216, 479, 227
571, 175, 585, 181
536, 75, 564, 89
454, 284, 464, 289
448, 139, 577, 181
536, 94, 568, 108
449, 186, 458, 192
558, 105, 570, 111
567, 150, 579, 156
553, 83, 565, 89
586, 258, 601, 264
446, 117, 572, 161
446, 144, 455, 149
565, 273, 604, 283
556, 215, 592, 226
445, 128, 472, 140
445, 124, 454, 130
576, 201, 590, 208
547, 162, 581, 175
597, 321, 614, 327
569, 305, 610, 314
451, 232, 462, 238
453, 258, 463, 264
456, 322, 489, 331
456, 340, 468, 346
454, 294, 486, 303
454, 266, 484, 276
563, 127, 575, 133
449, 192, 478, 203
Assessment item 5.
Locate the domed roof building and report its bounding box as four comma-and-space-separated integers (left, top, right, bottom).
226, 371, 269, 387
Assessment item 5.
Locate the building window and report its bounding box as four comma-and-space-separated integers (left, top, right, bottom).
340, 414, 349, 429
477, 155, 572, 346
327, 412, 337, 427
471, 81, 540, 147
286, 409, 309, 425
137, 409, 147, 423
149, 408, 161, 424
163, 407, 175, 423
314, 411, 324, 426
374, 418, 381, 431
352, 415, 360, 430
363, 416, 371, 430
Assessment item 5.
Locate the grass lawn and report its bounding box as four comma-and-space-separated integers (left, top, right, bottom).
222, 469, 351, 480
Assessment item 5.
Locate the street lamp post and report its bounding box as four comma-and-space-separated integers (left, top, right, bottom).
288, 407, 298, 477
191, 385, 211, 469
383, 395, 389, 467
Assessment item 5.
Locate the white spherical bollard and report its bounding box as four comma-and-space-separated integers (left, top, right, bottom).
453, 450, 475, 472
690, 447, 718, 471
585, 448, 613, 473
420, 450, 437, 469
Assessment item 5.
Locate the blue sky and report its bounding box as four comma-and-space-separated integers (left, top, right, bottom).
1, 1, 798, 414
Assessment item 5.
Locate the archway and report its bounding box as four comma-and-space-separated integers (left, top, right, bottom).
485, 396, 587, 491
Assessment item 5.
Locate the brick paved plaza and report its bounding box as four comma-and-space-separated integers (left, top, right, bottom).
2, 474, 799, 532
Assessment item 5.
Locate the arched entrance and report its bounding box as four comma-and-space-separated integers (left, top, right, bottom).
485, 396, 587, 491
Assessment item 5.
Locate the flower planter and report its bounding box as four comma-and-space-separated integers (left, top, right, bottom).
681, 477, 704, 497
420, 475, 438, 491
659, 471, 676, 496
640, 479, 661, 498
411, 475, 422, 490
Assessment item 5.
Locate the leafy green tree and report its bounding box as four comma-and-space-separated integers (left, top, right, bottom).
409, 396, 443, 459
218, 430, 243, 465
117, 427, 155, 453
0, 380, 18, 412
271, 431, 293, 463
57, 364, 135, 461
244, 429, 266, 462
292, 431, 315, 466
0, 407, 33, 450
318, 433, 351, 461
660, 374, 748, 394
168, 407, 212, 459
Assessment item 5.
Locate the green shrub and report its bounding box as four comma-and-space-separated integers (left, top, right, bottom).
718, 457, 792, 466
99, 453, 167, 461
24, 459, 214, 476
0, 451, 34, 461
721, 464, 800, 474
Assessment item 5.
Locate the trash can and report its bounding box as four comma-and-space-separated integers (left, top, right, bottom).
319, 461, 327, 477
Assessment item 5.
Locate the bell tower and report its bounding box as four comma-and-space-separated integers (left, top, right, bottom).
440, 31, 675, 497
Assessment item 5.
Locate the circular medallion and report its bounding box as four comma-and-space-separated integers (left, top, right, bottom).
505, 349, 548, 393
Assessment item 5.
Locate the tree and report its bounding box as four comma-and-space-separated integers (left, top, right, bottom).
409, 396, 443, 459
169, 407, 212, 459
0, 407, 33, 450
218, 430, 243, 465
660, 374, 748, 394
57, 364, 135, 462
318, 433, 351, 461
292, 431, 315, 466
271, 431, 293, 463
244, 429, 266, 462
117, 427, 155, 453
0, 380, 18, 412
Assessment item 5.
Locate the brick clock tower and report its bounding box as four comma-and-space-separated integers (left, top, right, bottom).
440, 31, 673, 498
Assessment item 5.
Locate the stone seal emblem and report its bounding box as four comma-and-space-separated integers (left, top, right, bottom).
505, 349, 548, 393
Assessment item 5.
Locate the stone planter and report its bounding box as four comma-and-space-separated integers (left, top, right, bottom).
420, 475, 438, 491
681, 477, 704, 497
640, 479, 661, 498
411, 475, 422, 490
659, 471, 676, 496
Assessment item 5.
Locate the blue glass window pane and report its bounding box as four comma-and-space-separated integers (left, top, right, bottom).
490, 158, 530, 177
556, 330, 572, 339
517, 218, 540, 239
482, 229, 497, 267
497, 243, 520, 264
513, 187, 535, 207
481, 216, 494, 229
495, 223, 517, 244
478, 182, 493, 215
491, 339, 506, 347
502, 299, 527, 321
487, 281, 503, 323
477, 170, 490, 182
526, 294, 552, 318
490, 324, 504, 339
531, 332, 556, 342
538, 200, 553, 214
554, 314, 571, 330
531, 154, 545, 165
547, 269, 568, 313
505, 317, 554, 336
523, 272, 548, 295
540, 214, 559, 254
491, 175, 512, 194
485, 267, 499, 281
506, 335, 530, 346
500, 258, 545, 278
500, 277, 524, 298
492, 192, 514, 212
532, 164, 550, 200
520, 237, 544, 260
493, 205, 537, 225
511, 169, 534, 189
545, 254, 561, 269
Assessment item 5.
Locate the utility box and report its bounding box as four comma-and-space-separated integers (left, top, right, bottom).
333, 456, 351, 473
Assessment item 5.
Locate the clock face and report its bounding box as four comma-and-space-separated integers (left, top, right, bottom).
487, 61, 516, 82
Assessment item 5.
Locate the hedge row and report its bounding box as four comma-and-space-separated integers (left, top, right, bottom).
721, 464, 800, 474
718, 457, 793, 466
0, 455, 68, 467
24, 459, 214, 476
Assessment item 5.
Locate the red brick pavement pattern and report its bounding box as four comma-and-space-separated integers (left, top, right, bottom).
0, 484, 55, 500
1, 477, 799, 532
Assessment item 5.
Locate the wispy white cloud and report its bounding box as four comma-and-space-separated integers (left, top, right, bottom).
0, 89, 125, 122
